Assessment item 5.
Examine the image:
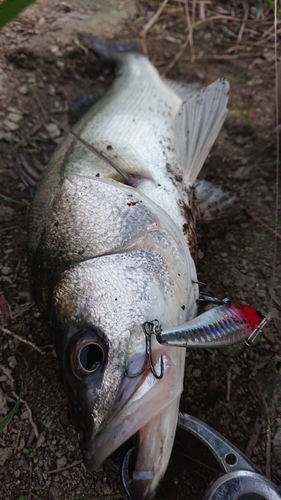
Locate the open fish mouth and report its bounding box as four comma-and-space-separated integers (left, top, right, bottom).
81, 348, 184, 499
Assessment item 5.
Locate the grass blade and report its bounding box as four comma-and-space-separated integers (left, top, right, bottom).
0, 0, 36, 29
0, 396, 20, 433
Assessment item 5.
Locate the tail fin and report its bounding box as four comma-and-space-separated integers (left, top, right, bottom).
172, 78, 230, 186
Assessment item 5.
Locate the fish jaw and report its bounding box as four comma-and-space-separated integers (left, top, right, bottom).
81, 346, 185, 500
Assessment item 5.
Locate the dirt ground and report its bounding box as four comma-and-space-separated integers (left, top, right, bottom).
0, 0, 281, 499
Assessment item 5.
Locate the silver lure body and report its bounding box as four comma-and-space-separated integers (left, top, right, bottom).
29, 44, 229, 500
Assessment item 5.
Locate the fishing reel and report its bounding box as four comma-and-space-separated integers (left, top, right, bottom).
178, 413, 281, 500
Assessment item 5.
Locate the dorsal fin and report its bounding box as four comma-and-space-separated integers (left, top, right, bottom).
172, 78, 230, 186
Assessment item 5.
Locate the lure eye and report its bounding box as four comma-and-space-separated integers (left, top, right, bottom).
70, 330, 105, 379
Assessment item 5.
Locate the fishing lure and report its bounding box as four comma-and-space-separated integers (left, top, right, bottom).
126, 303, 267, 380
153, 303, 266, 348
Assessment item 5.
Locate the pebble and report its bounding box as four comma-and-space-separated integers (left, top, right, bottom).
47, 85, 56, 96
0, 447, 13, 465
18, 84, 28, 95
8, 356, 17, 369
45, 122, 61, 138
7, 112, 23, 124
14, 469, 21, 478
38, 17, 46, 26
232, 166, 251, 180
0, 388, 8, 415
3, 119, 19, 131
21, 410, 29, 420
193, 368, 201, 378
66, 444, 75, 452
18, 438, 25, 451
56, 456, 67, 469
1, 266, 12, 275
36, 432, 46, 448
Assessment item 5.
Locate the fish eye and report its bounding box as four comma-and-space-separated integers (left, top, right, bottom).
70, 330, 105, 379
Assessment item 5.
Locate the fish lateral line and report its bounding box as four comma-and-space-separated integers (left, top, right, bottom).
52, 118, 131, 184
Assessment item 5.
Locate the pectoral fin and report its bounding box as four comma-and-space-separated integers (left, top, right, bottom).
194, 179, 238, 221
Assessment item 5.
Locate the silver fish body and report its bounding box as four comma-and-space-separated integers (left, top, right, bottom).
29, 42, 229, 499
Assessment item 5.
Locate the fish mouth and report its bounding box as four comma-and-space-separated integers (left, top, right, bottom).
81, 348, 183, 499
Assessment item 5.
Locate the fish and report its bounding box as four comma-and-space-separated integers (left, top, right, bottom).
29, 39, 232, 499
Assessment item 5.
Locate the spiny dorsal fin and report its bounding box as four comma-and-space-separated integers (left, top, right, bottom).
164, 78, 202, 101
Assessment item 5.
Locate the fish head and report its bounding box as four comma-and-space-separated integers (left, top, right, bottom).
52, 249, 188, 499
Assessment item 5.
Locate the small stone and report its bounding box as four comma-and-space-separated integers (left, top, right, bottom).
0, 447, 13, 465
0, 131, 13, 141
14, 469, 21, 478
36, 432, 46, 448
17, 290, 32, 302
47, 85, 56, 96
8, 356, 17, 369
66, 444, 75, 452
101, 484, 112, 495
18, 84, 28, 95
7, 112, 23, 123
1, 266, 12, 275
193, 368, 201, 378
3, 119, 19, 131
45, 122, 60, 138
56, 456, 67, 469
51, 45, 60, 54
18, 437, 25, 450
21, 410, 29, 420
232, 166, 250, 180
0, 388, 8, 415
38, 17, 45, 26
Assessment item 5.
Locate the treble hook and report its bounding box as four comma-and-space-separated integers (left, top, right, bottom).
125, 320, 164, 379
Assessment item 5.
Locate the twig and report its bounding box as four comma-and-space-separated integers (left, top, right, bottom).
0, 324, 44, 355
118, 0, 130, 9
0, 363, 15, 383
245, 210, 281, 240
259, 391, 271, 480
191, 0, 196, 25
140, 0, 170, 37
237, 1, 249, 43
161, 35, 189, 77
185, 0, 194, 62
11, 392, 39, 439
14, 428, 21, 454
47, 460, 83, 475
226, 371, 231, 402
244, 417, 262, 458
34, 93, 48, 120
265, 420, 271, 479
262, 21, 281, 39
0, 225, 19, 234
193, 14, 245, 28
182, 52, 264, 61
199, 0, 205, 20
